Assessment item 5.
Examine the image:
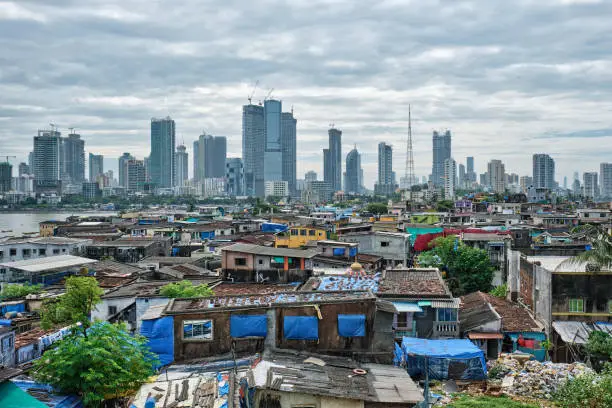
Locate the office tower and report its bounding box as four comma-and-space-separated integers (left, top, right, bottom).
281, 111, 297, 195
563, 176, 568, 190
583, 172, 599, 199
345, 147, 362, 194
532, 154, 555, 189
263, 99, 283, 185
89, 153, 104, 181
487, 160, 506, 193
195, 134, 227, 180
18, 162, 30, 176
324, 127, 342, 192
28, 152, 34, 170
305, 171, 317, 182
265, 180, 289, 197
0, 162, 12, 193
458, 163, 466, 188
193, 139, 199, 182
444, 158, 456, 199
61, 133, 85, 184
432, 130, 452, 187
33, 129, 61, 185
506, 173, 519, 185
175, 144, 188, 187
82, 182, 101, 200
127, 159, 146, 192
242, 104, 265, 196
375, 142, 394, 195
225, 158, 244, 196
467, 156, 474, 175
150, 117, 176, 188
118, 152, 134, 188
144, 156, 151, 182
600, 163, 612, 198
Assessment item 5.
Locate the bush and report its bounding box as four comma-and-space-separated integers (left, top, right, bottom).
489, 284, 507, 298
0, 283, 43, 299
554, 368, 612, 408
449, 395, 540, 408
159, 280, 214, 298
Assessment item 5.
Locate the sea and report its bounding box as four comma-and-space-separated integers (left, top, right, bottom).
0, 211, 118, 237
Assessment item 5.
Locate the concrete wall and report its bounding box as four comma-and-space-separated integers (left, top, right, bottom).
92, 297, 135, 322
551, 273, 612, 324
0, 240, 90, 263
135, 297, 171, 331
534, 265, 552, 334
222, 251, 255, 270
255, 390, 363, 408
340, 233, 409, 265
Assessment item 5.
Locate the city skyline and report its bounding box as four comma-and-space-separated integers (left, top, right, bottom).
2, 1, 612, 186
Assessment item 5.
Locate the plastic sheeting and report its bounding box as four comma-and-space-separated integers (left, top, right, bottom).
140, 316, 174, 368
337, 314, 365, 337
230, 315, 267, 338
333, 248, 345, 256
283, 316, 318, 340
261, 223, 288, 233
0, 302, 25, 315
399, 337, 487, 380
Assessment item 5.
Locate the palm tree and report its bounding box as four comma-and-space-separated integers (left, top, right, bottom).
562, 228, 612, 271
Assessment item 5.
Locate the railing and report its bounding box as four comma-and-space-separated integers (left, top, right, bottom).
433, 321, 459, 338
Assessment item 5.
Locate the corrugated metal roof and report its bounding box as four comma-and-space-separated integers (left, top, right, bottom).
0, 255, 97, 273
552, 321, 612, 344
392, 302, 423, 313
430, 298, 461, 308
468, 332, 504, 340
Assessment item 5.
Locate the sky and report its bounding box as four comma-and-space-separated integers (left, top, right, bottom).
1, 0, 611, 188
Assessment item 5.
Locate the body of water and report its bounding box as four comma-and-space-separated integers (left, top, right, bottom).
0, 211, 118, 236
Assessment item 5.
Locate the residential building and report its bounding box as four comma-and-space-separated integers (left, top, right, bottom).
225, 157, 244, 196
345, 147, 362, 194
339, 231, 410, 268
458, 163, 466, 188
263, 99, 283, 185
86, 237, 171, 263
281, 111, 297, 195
302, 181, 332, 203
14, 174, 34, 194
533, 154, 555, 189
600, 163, 612, 198
194, 133, 226, 181
305, 170, 317, 182
33, 129, 61, 187
175, 144, 188, 186
275, 226, 328, 248
432, 130, 452, 187
520, 175, 533, 192
118, 152, 134, 188
242, 103, 265, 196
61, 133, 85, 184
127, 159, 146, 192
88, 153, 104, 182
82, 182, 101, 199
150, 117, 176, 188
199, 178, 226, 198
0, 253, 95, 284
264, 180, 289, 198
443, 157, 456, 199
487, 159, 506, 193
18, 162, 30, 176
324, 127, 342, 192
375, 142, 394, 195
582, 172, 598, 199
0, 162, 12, 193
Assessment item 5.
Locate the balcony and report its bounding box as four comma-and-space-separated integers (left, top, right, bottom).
433, 321, 459, 338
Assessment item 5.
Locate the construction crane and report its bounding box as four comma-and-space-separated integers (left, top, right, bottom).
1, 155, 16, 163
68, 127, 76, 135
247, 80, 259, 104
264, 88, 274, 101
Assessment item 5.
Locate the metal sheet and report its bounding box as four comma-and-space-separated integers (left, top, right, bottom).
391, 302, 423, 313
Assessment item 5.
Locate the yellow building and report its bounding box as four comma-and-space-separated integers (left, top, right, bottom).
275, 226, 328, 248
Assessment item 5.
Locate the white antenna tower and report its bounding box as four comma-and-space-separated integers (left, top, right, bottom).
404, 105, 415, 189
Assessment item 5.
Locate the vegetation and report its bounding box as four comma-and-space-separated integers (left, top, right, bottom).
489, 284, 507, 298
449, 395, 540, 408
418, 236, 495, 295
586, 331, 612, 371
563, 228, 612, 271
33, 322, 157, 407
554, 366, 612, 408
0, 283, 42, 300
435, 200, 454, 212
159, 280, 214, 298
365, 202, 388, 215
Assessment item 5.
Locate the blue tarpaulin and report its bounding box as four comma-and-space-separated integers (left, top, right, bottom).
261, 223, 288, 233
284, 316, 318, 340
349, 247, 358, 257
230, 315, 267, 338
338, 314, 365, 337
333, 248, 345, 256
399, 337, 487, 380
140, 316, 174, 368
0, 302, 25, 315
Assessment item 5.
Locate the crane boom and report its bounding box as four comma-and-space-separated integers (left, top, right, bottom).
247, 80, 259, 104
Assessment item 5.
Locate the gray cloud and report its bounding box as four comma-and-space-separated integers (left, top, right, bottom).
1, 0, 611, 185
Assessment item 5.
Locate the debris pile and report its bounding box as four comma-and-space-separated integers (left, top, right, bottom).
490, 354, 593, 399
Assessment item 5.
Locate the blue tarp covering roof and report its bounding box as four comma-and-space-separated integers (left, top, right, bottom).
0, 302, 25, 315
261, 222, 288, 233
230, 315, 267, 338
140, 316, 174, 368
284, 316, 318, 340
399, 337, 487, 380
337, 314, 366, 337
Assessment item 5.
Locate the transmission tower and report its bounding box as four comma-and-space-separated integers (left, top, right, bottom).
404, 105, 415, 190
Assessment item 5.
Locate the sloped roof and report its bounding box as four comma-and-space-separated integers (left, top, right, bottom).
461, 291, 541, 333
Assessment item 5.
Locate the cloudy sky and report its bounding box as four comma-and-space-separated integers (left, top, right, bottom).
1, 0, 611, 187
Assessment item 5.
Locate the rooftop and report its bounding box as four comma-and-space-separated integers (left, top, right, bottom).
0, 255, 97, 273
526, 256, 592, 272
377, 268, 450, 297
0, 236, 91, 245
209, 282, 299, 296
101, 278, 219, 299
461, 291, 541, 333
552, 321, 612, 345
220, 243, 319, 258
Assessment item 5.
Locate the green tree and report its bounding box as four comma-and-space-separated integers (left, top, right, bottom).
40, 276, 103, 336
563, 231, 612, 271
435, 200, 454, 212
365, 202, 388, 215
159, 280, 214, 298
32, 322, 157, 407
0, 283, 42, 300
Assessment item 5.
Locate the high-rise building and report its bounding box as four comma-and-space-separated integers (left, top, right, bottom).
487, 160, 506, 193
600, 163, 612, 198
82, 182, 101, 200
242, 104, 265, 197
466, 156, 474, 175
345, 147, 362, 194
324, 128, 342, 192
263, 99, 283, 184
150, 117, 176, 188
533, 154, 555, 190
302, 181, 332, 204
225, 158, 244, 196
583, 172, 599, 199
432, 130, 452, 187
175, 144, 188, 187
305, 171, 317, 182
18, 162, 30, 176
281, 111, 297, 195
519, 176, 533, 192
506, 173, 519, 185
444, 158, 456, 199
28, 152, 34, 170
118, 152, 134, 188
193, 140, 199, 182
375, 142, 394, 195
0, 162, 12, 193
265, 180, 289, 197
563, 176, 568, 190
33, 129, 61, 186
89, 153, 104, 182
194, 134, 227, 181
458, 163, 466, 188
61, 133, 85, 184
127, 159, 146, 192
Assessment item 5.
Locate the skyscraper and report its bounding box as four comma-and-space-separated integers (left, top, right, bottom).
118, 153, 134, 188
33, 129, 61, 186
583, 172, 598, 199
533, 154, 555, 190
193, 140, 199, 182
242, 104, 265, 196
487, 159, 506, 193
600, 163, 612, 198
345, 147, 362, 194
175, 144, 188, 187
376, 142, 394, 195
150, 117, 176, 188
225, 158, 244, 196
61, 133, 85, 184
281, 111, 297, 195
305, 171, 317, 182
127, 159, 146, 192
89, 153, 104, 182
432, 130, 452, 187
443, 158, 456, 199
0, 162, 12, 193
194, 134, 227, 180
263, 99, 282, 183
458, 163, 466, 188
18, 162, 30, 176
324, 127, 342, 192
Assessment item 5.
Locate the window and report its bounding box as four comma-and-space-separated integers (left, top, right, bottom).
300, 229, 307, 236
183, 320, 213, 340
22, 249, 31, 257
0, 251, 3, 259
9, 248, 16, 256
53, 249, 60, 254
381, 241, 390, 247
437, 308, 458, 322
108, 306, 118, 316
309, 230, 316, 236
235, 258, 247, 266
290, 229, 298, 236
569, 299, 584, 313
258, 259, 263, 265
62, 249, 66, 252
608, 300, 612, 314
39, 249, 46, 256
